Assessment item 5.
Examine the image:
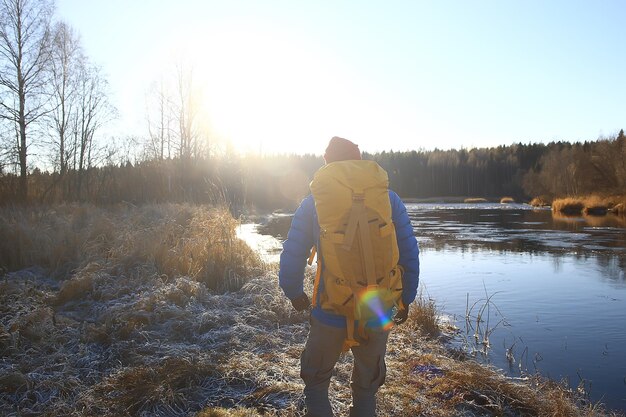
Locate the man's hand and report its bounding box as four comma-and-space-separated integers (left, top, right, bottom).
393, 304, 409, 325
290, 293, 311, 312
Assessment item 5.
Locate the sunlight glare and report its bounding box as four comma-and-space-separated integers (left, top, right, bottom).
150, 21, 443, 155
188, 24, 349, 154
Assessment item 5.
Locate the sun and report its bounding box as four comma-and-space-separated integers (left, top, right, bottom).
149, 20, 416, 156
161, 22, 356, 155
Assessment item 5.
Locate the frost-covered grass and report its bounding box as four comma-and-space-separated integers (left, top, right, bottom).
0, 204, 621, 417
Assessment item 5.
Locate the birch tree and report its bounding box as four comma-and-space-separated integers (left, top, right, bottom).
0, 0, 53, 201
48, 20, 80, 177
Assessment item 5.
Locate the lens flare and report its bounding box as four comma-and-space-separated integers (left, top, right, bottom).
359, 287, 394, 331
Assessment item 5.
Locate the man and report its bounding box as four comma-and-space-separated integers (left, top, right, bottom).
279, 136, 420, 417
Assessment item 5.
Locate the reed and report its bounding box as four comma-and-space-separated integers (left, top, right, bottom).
462, 289, 508, 355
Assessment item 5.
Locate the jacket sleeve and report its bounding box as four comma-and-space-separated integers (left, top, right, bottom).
389, 191, 420, 305
279, 195, 316, 300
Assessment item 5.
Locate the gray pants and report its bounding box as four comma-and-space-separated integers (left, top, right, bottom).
300, 316, 390, 417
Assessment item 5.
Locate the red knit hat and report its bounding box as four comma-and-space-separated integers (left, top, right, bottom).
323, 136, 361, 164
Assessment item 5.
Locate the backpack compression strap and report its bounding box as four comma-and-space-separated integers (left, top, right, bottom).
340, 192, 380, 350
342, 193, 377, 287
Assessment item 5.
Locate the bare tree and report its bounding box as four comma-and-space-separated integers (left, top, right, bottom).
48, 20, 81, 177
174, 62, 201, 160
72, 61, 114, 200
0, 0, 53, 202
146, 76, 173, 160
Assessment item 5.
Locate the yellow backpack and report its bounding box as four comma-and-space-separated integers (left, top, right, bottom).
309, 160, 403, 349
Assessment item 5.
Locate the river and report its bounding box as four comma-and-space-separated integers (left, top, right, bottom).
237, 203, 626, 412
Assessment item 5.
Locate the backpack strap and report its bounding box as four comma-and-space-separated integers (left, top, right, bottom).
343, 317, 359, 351
311, 261, 322, 307
307, 246, 317, 266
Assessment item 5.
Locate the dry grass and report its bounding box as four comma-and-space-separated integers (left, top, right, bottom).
552, 197, 586, 215
197, 408, 262, 417
500, 196, 515, 204
0, 204, 621, 417
384, 319, 623, 417
552, 195, 626, 217
464, 197, 488, 203
396, 354, 602, 416
407, 291, 440, 339
529, 196, 551, 207
0, 203, 263, 291
86, 357, 219, 415
606, 196, 626, 216
580, 195, 610, 216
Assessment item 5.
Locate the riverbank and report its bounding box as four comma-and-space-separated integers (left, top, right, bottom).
0, 204, 622, 416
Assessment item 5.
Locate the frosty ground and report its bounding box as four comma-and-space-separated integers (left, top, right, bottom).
0, 204, 619, 416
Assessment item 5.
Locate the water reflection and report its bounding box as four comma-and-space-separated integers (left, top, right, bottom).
410, 205, 626, 253
406, 204, 626, 283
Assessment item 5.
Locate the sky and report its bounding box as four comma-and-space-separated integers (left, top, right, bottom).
56, 0, 626, 156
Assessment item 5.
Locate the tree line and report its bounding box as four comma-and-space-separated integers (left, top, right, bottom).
1, 132, 625, 210
374, 132, 626, 202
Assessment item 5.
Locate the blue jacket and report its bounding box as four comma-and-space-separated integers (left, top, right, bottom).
279, 191, 420, 327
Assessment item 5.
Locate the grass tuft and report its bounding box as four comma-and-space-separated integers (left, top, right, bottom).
500, 196, 515, 204
407, 292, 440, 339
552, 197, 585, 215
530, 196, 551, 207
